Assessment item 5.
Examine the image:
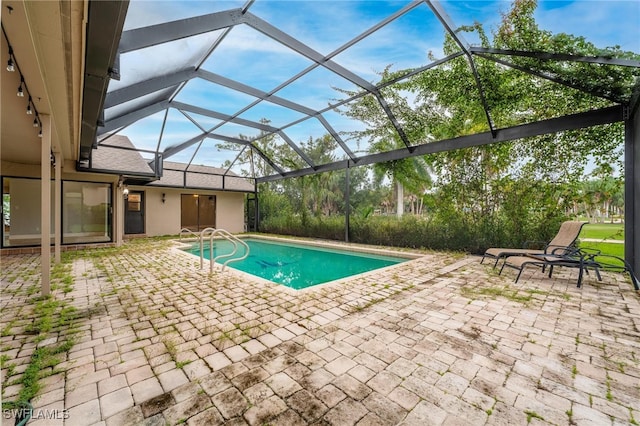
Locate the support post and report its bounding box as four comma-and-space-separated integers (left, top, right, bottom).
54, 151, 62, 263
254, 181, 260, 232
41, 115, 51, 296
345, 165, 350, 243
625, 110, 639, 278
116, 183, 124, 247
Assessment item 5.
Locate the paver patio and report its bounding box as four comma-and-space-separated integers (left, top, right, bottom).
1, 237, 639, 425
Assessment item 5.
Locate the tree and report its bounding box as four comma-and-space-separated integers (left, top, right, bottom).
340, 0, 637, 228
338, 67, 432, 218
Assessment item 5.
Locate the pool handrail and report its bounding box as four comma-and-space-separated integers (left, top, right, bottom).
180, 228, 200, 239
199, 227, 217, 270
211, 229, 250, 272
207, 228, 237, 271
198, 228, 249, 273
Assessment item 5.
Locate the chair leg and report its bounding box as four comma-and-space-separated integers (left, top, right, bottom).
629, 270, 640, 291
515, 266, 526, 283
480, 255, 486, 264
547, 265, 554, 278
577, 265, 584, 288
620, 259, 640, 290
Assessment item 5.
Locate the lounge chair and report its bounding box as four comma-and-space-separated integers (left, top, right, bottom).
499, 247, 640, 290
481, 221, 587, 268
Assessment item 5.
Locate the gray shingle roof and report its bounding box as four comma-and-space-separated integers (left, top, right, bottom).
92, 135, 154, 174
92, 136, 254, 192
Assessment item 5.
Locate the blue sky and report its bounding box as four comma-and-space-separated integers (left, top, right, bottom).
109, 0, 639, 174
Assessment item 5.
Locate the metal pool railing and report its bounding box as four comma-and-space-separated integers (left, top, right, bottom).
199, 228, 250, 273
179, 228, 200, 239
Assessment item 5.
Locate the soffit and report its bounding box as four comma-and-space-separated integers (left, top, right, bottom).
1, 0, 83, 165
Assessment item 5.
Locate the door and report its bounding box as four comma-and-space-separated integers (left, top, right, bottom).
199, 195, 216, 229
125, 191, 145, 234
181, 194, 216, 231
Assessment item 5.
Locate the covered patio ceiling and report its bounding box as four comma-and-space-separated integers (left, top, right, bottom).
82, 0, 640, 184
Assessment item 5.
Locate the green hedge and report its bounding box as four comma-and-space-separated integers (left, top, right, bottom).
260, 211, 568, 254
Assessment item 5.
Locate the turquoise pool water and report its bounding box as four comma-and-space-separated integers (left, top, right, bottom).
185, 238, 407, 290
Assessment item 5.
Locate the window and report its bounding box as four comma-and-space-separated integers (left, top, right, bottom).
1, 177, 112, 247
127, 193, 141, 211
63, 181, 112, 244
2, 177, 54, 247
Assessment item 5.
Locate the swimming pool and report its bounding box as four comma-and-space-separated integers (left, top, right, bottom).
183, 238, 408, 290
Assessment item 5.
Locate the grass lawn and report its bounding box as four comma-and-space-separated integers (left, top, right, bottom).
579, 223, 624, 241
578, 224, 625, 268
578, 242, 625, 268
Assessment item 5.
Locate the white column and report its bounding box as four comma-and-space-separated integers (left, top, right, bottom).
41, 115, 51, 296
396, 180, 404, 218
54, 151, 62, 263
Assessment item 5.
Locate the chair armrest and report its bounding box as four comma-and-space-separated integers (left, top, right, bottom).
542, 247, 599, 264
583, 252, 640, 291
545, 244, 579, 255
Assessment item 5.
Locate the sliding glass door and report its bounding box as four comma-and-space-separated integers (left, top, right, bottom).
181, 194, 216, 231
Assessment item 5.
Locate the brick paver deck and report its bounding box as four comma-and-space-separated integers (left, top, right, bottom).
1, 237, 639, 425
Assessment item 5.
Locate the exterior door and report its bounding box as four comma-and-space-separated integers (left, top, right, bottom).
181, 194, 216, 231
125, 191, 145, 234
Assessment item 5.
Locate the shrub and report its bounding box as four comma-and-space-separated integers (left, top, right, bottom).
260, 210, 568, 254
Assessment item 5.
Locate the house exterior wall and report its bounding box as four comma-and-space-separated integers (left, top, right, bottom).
139, 187, 246, 236
144, 189, 182, 236
2, 160, 249, 248
215, 192, 245, 233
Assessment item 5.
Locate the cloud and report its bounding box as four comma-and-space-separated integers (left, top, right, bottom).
535, 0, 639, 51
111, 0, 638, 165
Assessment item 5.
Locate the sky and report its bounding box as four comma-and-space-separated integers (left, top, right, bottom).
108, 0, 640, 175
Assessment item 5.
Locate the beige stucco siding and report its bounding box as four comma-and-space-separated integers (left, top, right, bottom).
2, 160, 249, 245
143, 188, 182, 236
215, 192, 245, 233
141, 187, 246, 236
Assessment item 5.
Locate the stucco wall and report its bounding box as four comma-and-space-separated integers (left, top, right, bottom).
134, 187, 246, 236
2, 160, 248, 244
143, 188, 182, 236
215, 192, 245, 233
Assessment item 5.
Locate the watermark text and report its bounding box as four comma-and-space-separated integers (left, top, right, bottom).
3, 408, 70, 420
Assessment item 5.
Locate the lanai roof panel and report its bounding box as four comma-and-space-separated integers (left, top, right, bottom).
89, 0, 638, 182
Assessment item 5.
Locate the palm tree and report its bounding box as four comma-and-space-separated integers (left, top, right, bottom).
370, 133, 432, 218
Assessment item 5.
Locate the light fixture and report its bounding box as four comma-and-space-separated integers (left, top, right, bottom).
162, 193, 166, 203
38, 128, 43, 138
17, 77, 24, 97
123, 187, 129, 196
6, 47, 14, 72
26, 97, 33, 115
33, 117, 39, 127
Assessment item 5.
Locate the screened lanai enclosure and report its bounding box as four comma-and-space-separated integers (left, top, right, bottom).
80, 1, 640, 273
